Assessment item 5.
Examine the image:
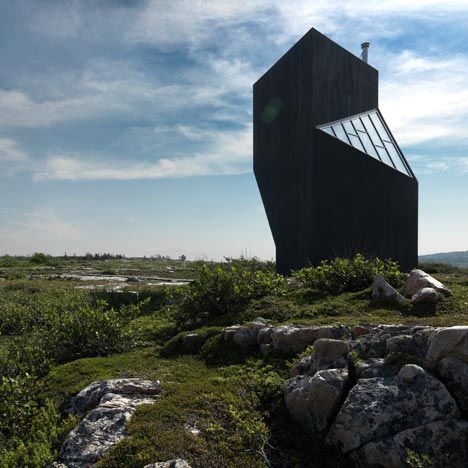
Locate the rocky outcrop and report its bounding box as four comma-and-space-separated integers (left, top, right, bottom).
283, 325, 468, 467
56, 379, 161, 467
425, 326, 468, 367
270, 324, 349, 355
285, 369, 348, 434
223, 317, 268, 350
144, 459, 192, 468
371, 274, 407, 306
402, 269, 453, 297
326, 365, 459, 453
437, 357, 468, 417
352, 419, 468, 468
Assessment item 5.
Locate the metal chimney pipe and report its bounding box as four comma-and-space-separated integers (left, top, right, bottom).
361, 42, 370, 63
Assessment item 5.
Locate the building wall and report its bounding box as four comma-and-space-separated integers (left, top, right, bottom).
253, 27, 418, 273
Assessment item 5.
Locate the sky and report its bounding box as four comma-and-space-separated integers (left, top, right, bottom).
1, 0, 468, 260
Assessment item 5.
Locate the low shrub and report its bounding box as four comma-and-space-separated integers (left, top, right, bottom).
293, 254, 404, 295
175, 263, 287, 330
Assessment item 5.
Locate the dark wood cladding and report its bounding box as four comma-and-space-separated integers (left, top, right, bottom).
253, 27, 418, 274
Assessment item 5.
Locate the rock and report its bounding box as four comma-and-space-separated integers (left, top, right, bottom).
371, 274, 407, 306
271, 325, 348, 355
144, 459, 192, 468
60, 393, 157, 467
223, 318, 267, 350
284, 368, 348, 433
69, 378, 161, 417
402, 269, 452, 297
356, 358, 398, 379
397, 363, 425, 383
326, 365, 459, 453
352, 325, 372, 337
313, 338, 349, 371
385, 334, 419, 356
425, 326, 468, 367
126, 276, 140, 283
290, 354, 315, 378
352, 419, 468, 468
257, 326, 273, 345
411, 287, 440, 305
437, 357, 468, 417
55, 379, 161, 467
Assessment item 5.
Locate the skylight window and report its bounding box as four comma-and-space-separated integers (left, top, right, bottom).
317, 109, 412, 177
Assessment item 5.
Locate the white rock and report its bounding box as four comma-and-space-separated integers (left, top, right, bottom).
56, 379, 160, 467
397, 364, 425, 383
284, 368, 348, 433
411, 287, 440, 305
403, 269, 452, 297
313, 338, 349, 370
326, 369, 459, 453
371, 274, 407, 306
425, 326, 468, 367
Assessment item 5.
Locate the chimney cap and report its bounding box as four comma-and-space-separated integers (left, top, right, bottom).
361, 42, 370, 48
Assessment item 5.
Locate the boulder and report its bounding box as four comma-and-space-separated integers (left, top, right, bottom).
144, 459, 191, 468
284, 368, 348, 434
385, 334, 418, 355
371, 274, 407, 306
290, 354, 315, 378
257, 326, 273, 345
425, 326, 468, 367
326, 365, 459, 453
69, 378, 161, 416
352, 325, 372, 337
313, 338, 349, 371
437, 357, 468, 417
352, 419, 468, 468
356, 358, 398, 379
402, 269, 452, 297
271, 325, 348, 355
411, 287, 440, 305
223, 318, 267, 350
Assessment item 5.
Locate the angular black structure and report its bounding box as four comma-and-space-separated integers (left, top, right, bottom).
253, 28, 418, 274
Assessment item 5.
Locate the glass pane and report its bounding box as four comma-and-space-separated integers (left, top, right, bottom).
370, 112, 391, 142
384, 142, 410, 175
357, 131, 379, 160
332, 124, 349, 143
375, 146, 395, 167
343, 121, 356, 135
348, 133, 365, 152
362, 115, 384, 147
352, 118, 365, 132
321, 126, 334, 136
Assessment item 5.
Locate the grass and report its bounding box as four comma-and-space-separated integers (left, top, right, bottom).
1, 256, 467, 467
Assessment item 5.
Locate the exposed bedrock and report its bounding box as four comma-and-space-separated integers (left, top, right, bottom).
282, 325, 468, 467
54, 378, 161, 468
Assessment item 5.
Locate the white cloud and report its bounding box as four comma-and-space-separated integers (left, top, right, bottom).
0, 138, 29, 162
34, 125, 252, 181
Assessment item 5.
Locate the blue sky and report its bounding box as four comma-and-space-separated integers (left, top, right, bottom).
1, 0, 468, 259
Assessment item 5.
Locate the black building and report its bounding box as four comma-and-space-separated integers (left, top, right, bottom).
253, 28, 418, 274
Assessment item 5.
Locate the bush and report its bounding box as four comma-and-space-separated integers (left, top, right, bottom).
293, 254, 404, 295
0, 375, 74, 467
175, 263, 286, 329
29, 252, 54, 265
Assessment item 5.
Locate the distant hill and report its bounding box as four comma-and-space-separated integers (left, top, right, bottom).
419, 251, 468, 268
